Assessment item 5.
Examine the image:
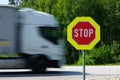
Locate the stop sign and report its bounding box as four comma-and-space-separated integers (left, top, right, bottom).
67, 17, 100, 50
72, 22, 95, 45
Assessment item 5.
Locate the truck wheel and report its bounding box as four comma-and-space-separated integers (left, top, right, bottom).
28, 56, 47, 73
32, 61, 47, 73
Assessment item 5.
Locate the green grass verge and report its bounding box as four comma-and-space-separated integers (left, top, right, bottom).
65, 62, 120, 66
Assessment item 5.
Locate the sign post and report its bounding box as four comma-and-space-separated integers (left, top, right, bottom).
67, 17, 100, 80
82, 50, 85, 80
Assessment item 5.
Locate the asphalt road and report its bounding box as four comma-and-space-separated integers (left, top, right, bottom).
0, 66, 119, 80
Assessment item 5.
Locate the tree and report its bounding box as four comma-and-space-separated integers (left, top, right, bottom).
20, 0, 120, 64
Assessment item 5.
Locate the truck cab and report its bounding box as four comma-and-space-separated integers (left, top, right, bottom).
0, 5, 64, 72
19, 8, 64, 71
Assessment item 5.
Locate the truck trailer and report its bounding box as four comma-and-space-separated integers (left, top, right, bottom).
0, 5, 63, 72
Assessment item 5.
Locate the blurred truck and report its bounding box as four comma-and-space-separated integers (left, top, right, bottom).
0, 5, 63, 72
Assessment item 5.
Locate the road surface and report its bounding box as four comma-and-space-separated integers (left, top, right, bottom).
0, 66, 119, 80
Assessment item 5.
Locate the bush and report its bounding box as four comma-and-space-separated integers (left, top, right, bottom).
77, 54, 95, 65
76, 41, 120, 65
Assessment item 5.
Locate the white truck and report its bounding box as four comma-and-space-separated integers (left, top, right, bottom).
0, 5, 63, 72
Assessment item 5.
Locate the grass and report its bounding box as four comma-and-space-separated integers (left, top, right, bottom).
65, 62, 120, 66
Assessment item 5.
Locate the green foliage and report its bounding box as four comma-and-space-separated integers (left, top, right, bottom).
77, 54, 95, 65
110, 41, 120, 63
77, 41, 120, 65
89, 43, 111, 64
20, 0, 120, 65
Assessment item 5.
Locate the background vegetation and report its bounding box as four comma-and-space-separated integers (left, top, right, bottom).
10, 0, 120, 65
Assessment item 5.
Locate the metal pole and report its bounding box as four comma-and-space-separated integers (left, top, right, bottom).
82, 50, 85, 80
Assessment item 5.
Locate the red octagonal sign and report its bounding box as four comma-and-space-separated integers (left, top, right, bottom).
67, 17, 100, 50
72, 22, 95, 45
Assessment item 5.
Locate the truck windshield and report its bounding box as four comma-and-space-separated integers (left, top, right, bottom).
39, 27, 61, 45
